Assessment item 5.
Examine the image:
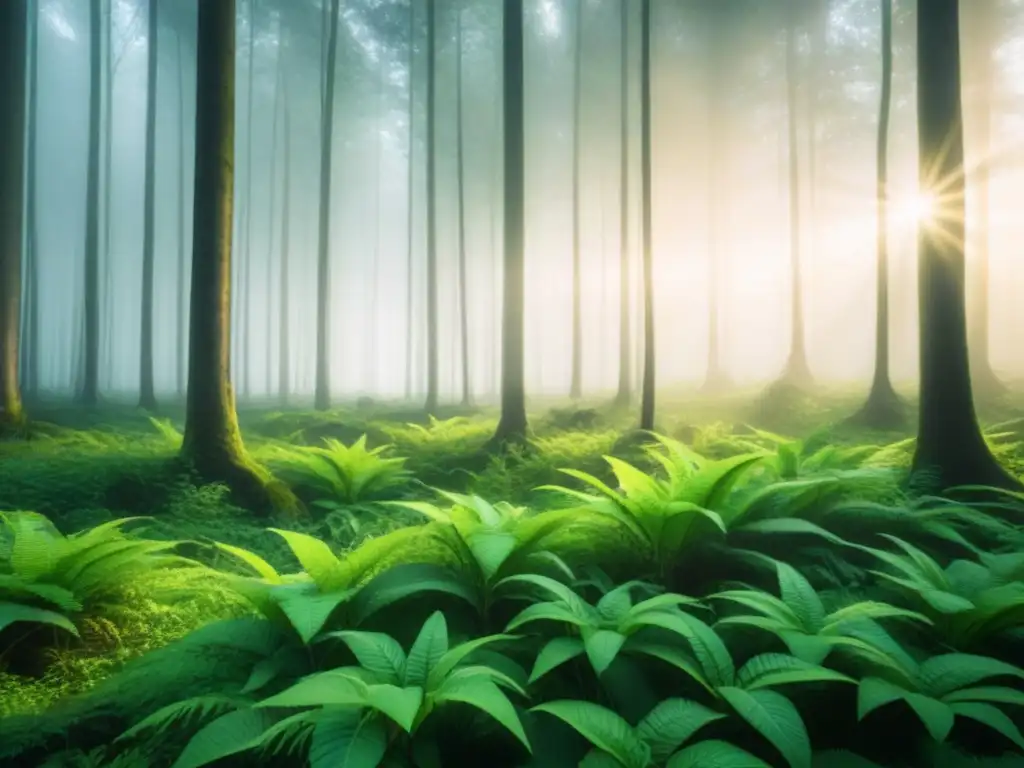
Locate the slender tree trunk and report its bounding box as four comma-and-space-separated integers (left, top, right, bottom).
101, 0, 114, 392
456, 2, 471, 407
569, 0, 584, 400
780, 4, 812, 388
240, 0, 256, 400
638, 0, 655, 432
852, 0, 903, 428
79, 0, 103, 406
489, 0, 528, 447
278, 28, 292, 402
614, 0, 631, 407
909, 0, 1017, 492
368, 52, 385, 395
0, 0, 28, 430
183, 0, 280, 510
313, 0, 341, 411
405, 2, 416, 401
176, 30, 188, 397
23, 0, 40, 400
138, 0, 159, 411
265, 22, 281, 396
424, 0, 439, 412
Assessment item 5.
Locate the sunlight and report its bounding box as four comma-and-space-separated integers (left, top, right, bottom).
894, 191, 937, 227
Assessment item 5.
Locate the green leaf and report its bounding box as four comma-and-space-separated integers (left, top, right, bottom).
942, 686, 1024, 707
467, 531, 518, 582
735, 518, 852, 549
949, 702, 1024, 751
857, 677, 954, 742
309, 709, 388, 768
433, 676, 531, 751
621, 611, 734, 688
718, 686, 812, 768
427, 633, 518, 690
404, 611, 449, 687
275, 588, 356, 643
823, 601, 932, 632
624, 640, 715, 694
918, 654, 1024, 698
171, 708, 281, 768
350, 564, 479, 625
775, 562, 825, 632
531, 700, 650, 768
636, 698, 724, 763
529, 637, 586, 683
506, 601, 596, 632
583, 629, 627, 676
666, 740, 771, 768
268, 529, 347, 591
0, 601, 78, 636
737, 653, 854, 690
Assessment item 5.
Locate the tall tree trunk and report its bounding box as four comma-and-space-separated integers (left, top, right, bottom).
176, 30, 188, 397
569, 0, 584, 400
909, 0, 1017, 492
265, 22, 281, 396
23, 0, 40, 400
79, 0, 103, 406
313, 0, 341, 411
368, 51, 384, 395
183, 0, 279, 510
851, 0, 903, 428
456, 2, 471, 407
101, 0, 114, 392
404, 1, 416, 401
489, 0, 528, 447
424, 0, 439, 412
240, 0, 256, 400
0, 0, 28, 429
614, 0, 631, 407
780, 3, 812, 389
139, 0, 159, 411
278, 26, 292, 402
638, 0, 655, 432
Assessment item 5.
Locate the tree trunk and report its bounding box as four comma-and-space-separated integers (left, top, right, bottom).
489, 0, 528, 447
176, 29, 188, 397
851, 0, 903, 429
424, 0, 439, 413
101, 0, 114, 392
182, 0, 279, 511
638, 0, 655, 432
368, 52, 385, 395
0, 0, 28, 430
265, 21, 281, 396
909, 0, 1017, 492
138, 0, 159, 411
405, 1, 416, 401
23, 0, 40, 400
614, 0, 631, 407
313, 0, 341, 411
780, 3, 812, 388
240, 0, 256, 400
79, 0, 103, 406
456, 1, 471, 407
278, 27, 291, 402
569, 0, 584, 400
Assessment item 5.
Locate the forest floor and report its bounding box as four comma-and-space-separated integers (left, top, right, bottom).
2, 385, 1024, 767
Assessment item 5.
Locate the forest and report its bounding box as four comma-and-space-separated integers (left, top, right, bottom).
3, 0, 1024, 766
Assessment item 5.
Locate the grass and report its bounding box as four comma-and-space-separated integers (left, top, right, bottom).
1, 387, 1023, 767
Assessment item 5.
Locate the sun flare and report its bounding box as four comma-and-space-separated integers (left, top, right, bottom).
896, 191, 938, 226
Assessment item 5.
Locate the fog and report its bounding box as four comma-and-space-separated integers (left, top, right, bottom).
22, 0, 1024, 406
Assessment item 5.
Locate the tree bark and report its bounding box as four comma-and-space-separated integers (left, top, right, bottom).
569, 0, 584, 401
101, 0, 114, 392
405, 1, 416, 401
613, 0, 631, 407
909, 0, 1018, 492
638, 0, 655, 432
278, 26, 292, 402
313, 0, 341, 411
265, 20, 281, 395
489, 0, 528, 447
138, 0, 159, 411
182, 0, 278, 511
22, 0, 40, 400
239, 0, 256, 400
424, 0, 439, 412
456, 1, 471, 407
0, 0, 28, 430
176, 29, 188, 397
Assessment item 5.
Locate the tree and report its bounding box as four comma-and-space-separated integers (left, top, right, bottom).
0, 0, 28, 431
405, 1, 417, 400
489, 0, 527, 447
181, 0, 278, 510
21, 0, 40, 401
176, 27, 189, 397
569, 0, 584, 400
850, 0, 904, 428
909, 0, 1018, 492
313, 0, 341, 411
613, 0, 631, 408
278, 23, 292, 403
79, 0, 103, 406
638, 0, 655, 432
139, 0, 160, 411
455, 0, 471, 407
424, 0, 439, 413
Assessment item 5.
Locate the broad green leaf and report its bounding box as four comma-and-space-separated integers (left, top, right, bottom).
918, 654, 1024, 698
823, 602, 931, 631
0, 601, 78, 636
583, 629, 626, 676
775, 562, 825, 632
857, 678, 954, 743
627, 592, 700, 616
506, 601, 595, 632
268, 529, 347, 590
942, 686, 1024, 707
624, 641, 714, 695
736, 518, 853, 548
666, 739, 771, 768
467, 531, 518, 582
427, 633, 518, 690
404, 612, 449, 687
636, 698, 724, 762
737, 653, 854, 690
171, 708, 281, 768
529, 637, 585, 683
322, 630, 407, 683
856, 677, 909, 721
621, 611, 734, 687
433, 676, 531, 750
948, 702, 1024, 751
309, 708, 388, 768
718, 686, 812, 768
531, 700, 649, 768
350, 564, 478, 625
711, 589, 802, 628
275, 588, 356, 643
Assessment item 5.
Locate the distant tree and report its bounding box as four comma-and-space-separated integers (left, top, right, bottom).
851, 0, 904, 428
78, 0, 103, 406
0, 0, 28, 430
456, 0, 471, 407
424, 0, 439, 413
139, 0, 160, 411
182, 0, 277, 509
313, 0, 341, 411
613, 0, 631, 408
489, 0, 528, 447
909, 0, 1018, 492
21, 0, 40, 401
176, 27, 189, 397
569, 0, 584, 401
638, 0, 655, 432
278, 24, 292, 403
405, 1, 417, 401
